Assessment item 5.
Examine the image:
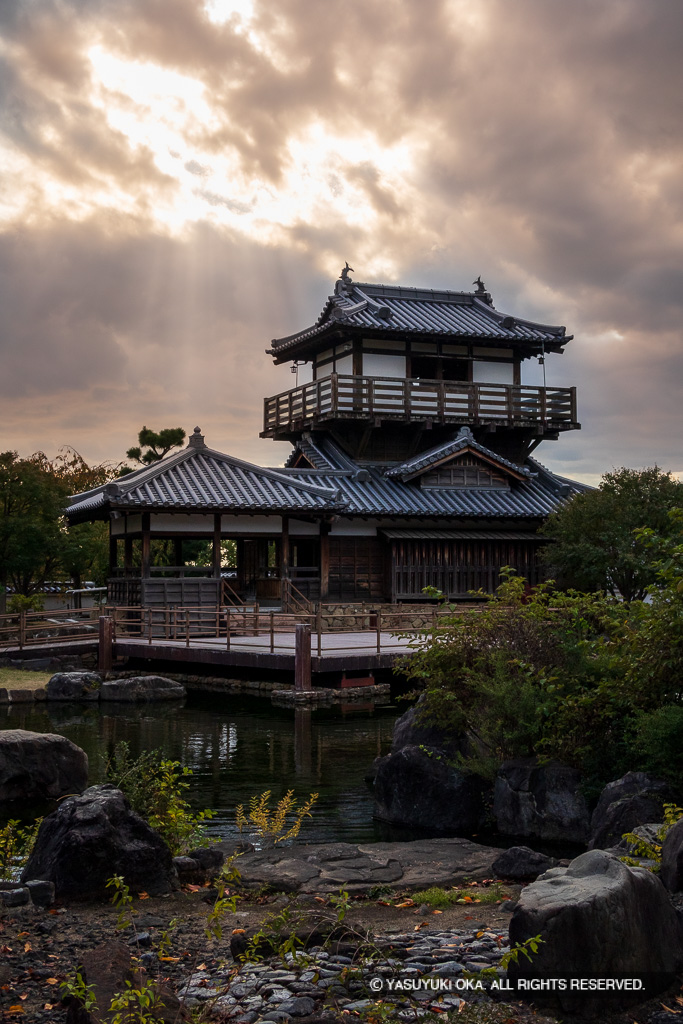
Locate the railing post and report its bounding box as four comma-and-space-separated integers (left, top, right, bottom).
185, 609, 190, 647
295, 622, 312, 692
19, 610, 25, 650
316, 604, 322, 657
226, 608, 231, 650
376, 606, 381, 653
331, 372, 338, 414
98, 615, 114, 673
270, 610, 275, 652
147, 608, 152, 644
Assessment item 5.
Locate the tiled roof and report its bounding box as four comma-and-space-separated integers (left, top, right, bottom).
67, 432, 588, 525
280, 437, 587, 520
384, 427, 531, 481
66, 439, 343, 523
269, 275, 571, 356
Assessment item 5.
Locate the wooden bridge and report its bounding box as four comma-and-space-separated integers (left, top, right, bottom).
0, 605, 442, 686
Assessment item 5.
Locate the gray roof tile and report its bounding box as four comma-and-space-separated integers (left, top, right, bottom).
270, 279, 571, 356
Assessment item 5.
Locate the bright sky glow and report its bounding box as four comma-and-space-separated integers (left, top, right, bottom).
0, 47, 421, 245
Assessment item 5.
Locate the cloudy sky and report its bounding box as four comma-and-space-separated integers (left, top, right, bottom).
1, 0, 681, 484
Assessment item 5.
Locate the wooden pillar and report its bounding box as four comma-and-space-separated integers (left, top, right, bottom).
109, 534, 118, 576
212, 514, 222, 579
98, 615, 114, 673
124, 535, 133, 574
281, 516, 290, 578
141, 512, 151, 580
295, 622, 312, 691
320, 523, 330, 603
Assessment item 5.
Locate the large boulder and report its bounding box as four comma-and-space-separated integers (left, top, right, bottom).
46, 671, 102, 702
589, 771, 669, 850
21, 784, 177, 896
373, 744, 488, 832
491, 845, 557, 882
509, 850, 683, 1010
99, 676, 185, 702
660, 816, 683, 892
0, 729, 88, 804
391, 699, 468, 760
494, 758, 590, 844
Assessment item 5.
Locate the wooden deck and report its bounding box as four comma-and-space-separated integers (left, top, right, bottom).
114, 629, 415, 673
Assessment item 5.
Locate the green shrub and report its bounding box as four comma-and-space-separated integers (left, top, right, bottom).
631, 705, 683, 788
7, 593, 44, 613
103, 741, 214, 856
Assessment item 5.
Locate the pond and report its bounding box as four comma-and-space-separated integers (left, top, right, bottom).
0, 694, 401, 845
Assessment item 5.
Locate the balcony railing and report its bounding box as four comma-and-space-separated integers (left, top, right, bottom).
262, 374, 578, 435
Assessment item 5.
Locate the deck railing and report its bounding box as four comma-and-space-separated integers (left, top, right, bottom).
263, 373, 578, 434
0, 607, 101, 649
108, 604, 461, 656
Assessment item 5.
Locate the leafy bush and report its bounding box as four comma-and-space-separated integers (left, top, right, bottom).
631, 705, 683, 785
6, 593, 44, 613
236, 789, 318, 846
103, 741, 214, 856
0, 818, 42, 881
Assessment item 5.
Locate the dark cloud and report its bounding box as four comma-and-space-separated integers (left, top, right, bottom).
0, 0, 681, 477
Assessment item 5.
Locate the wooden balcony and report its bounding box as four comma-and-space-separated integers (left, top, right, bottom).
262, 373, 578, 437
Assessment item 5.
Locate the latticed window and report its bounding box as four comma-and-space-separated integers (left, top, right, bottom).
421, 464, 509, 489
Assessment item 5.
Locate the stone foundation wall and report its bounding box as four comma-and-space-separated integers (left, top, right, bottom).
0, 651, 97, 672
320, 602, 477, 631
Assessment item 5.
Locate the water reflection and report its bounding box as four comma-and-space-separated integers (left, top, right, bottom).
0, 695, 398, 844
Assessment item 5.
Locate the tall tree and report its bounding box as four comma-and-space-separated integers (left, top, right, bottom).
118, 426, 185, 476
541, 466, 683, 601
0, 449, 112, 610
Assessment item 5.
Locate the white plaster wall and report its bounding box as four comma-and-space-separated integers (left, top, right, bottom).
297, 361, 313, 384
362, 352, 407, 378
472, 360, 515, 384
335, 353, 353, 375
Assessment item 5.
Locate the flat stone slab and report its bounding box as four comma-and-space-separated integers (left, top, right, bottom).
232, 837, 503, 894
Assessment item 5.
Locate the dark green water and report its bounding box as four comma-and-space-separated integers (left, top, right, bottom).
0, 695, 400, 844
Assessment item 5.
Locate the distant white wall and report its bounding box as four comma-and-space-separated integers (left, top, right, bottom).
335, 353, 354, 375
297, 361, 313, 384
472, 360, 515, 384
363, 352, 407, 377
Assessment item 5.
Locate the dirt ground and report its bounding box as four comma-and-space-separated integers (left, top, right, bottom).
1, 884, 681, 1024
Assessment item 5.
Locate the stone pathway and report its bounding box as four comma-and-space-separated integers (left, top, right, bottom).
178, 925, 511, 1021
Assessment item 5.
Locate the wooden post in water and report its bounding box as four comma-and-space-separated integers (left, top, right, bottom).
98, 615, 113, 673
294, 622, 312, 691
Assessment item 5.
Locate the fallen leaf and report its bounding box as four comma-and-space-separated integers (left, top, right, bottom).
137, 892, 150, 900
158, 956, 180, 962
43, 1005, 55, 1011
8, 1006, 25, 1014
660, 1004, 676, 1013
1, 945, 13, 953
23, 943, 31, 953
45, 978, 59, 985
231, 928, 246, 935
432, 910, 443, 914
16, 932, 29, 940
314, 897, 326, 904
414, 921, 429, 930
183, 884, 202, 892
19, 995, 27, 1001
197, 963, 207, 970
49, 909, 66, 915
395, 900, 414, 908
